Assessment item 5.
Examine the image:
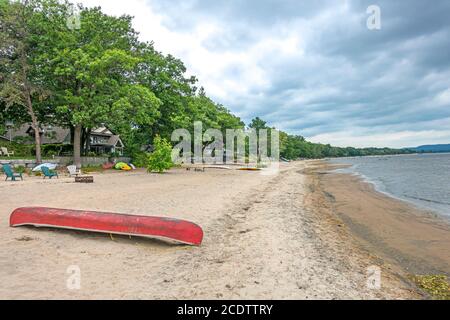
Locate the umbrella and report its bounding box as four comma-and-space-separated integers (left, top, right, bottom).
32, 163, 57, 172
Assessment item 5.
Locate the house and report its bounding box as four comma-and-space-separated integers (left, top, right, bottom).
4, 124, 71, 145
0, 127, 13, 142
89, 127, 125, 155
4, 124, 125, 155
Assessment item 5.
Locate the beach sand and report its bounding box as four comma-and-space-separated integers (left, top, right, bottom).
0, 161, 423, 299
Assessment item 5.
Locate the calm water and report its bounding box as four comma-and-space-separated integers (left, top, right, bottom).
329, 153, 450, 220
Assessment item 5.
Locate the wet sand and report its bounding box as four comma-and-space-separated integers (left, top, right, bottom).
0, 161, 420, 299
306, 161, 450, 278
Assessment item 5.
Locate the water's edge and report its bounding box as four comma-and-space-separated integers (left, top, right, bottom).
328, 154, 450, 221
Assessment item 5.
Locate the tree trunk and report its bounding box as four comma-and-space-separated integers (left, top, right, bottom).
25, 91, 42, 164
70, 126, 75, 145
81, 127, 86, 155
73, 124, 82, 169
85, 128, 91, 155
31, 116, 42, 164
31, 118, 42, 164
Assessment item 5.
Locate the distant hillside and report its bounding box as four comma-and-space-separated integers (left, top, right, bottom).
413, 144, 450, 153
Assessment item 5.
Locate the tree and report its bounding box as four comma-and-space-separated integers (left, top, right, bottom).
0, 0, 54, 163
45, 6, 161, 168
248, 117, 270, 159
170, 90, 244, 155
135, 43, 197, 140
147, 135, 173, 173
0, 100, 6, 135
248, 117, 268, 132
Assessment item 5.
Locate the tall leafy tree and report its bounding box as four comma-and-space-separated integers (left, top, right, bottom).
248, 117, 268, 132
135, 43, 197, 140
45, 6, 161, 167
0, 0, 55, 162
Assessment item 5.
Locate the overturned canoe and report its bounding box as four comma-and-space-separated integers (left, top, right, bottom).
10, 207, 203, 246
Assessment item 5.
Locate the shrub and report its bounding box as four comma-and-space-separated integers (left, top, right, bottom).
15, 165, 26, 174
13, 136, 33, 144
109, 151, 121, 158
147, 136, 173, 173
0, 141, 33, 157
45, 150, 58, 158
42, 144, 64, 157
132, 152, 149, 168
81, 164, 103, 173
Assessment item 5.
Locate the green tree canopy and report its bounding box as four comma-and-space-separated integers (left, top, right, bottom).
43, 5, 161, 167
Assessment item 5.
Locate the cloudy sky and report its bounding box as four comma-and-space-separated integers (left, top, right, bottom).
78, 0, 450, 148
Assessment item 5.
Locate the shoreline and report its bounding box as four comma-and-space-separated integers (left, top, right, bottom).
329, 160, 450, 221
306, 160, 450, 279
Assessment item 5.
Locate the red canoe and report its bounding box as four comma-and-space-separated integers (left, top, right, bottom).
10, 207, 203, 246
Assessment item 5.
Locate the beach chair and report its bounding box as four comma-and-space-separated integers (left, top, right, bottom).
1, 147, 14, 157
2, 164, 23, 181
67, 165, 81, 177
41, 166, 58, 179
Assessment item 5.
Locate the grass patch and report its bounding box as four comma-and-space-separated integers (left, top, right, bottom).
410, 275, 450, 300
81, 164, 104, 173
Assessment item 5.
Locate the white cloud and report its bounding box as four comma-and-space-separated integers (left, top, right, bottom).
434, 88, 450, 106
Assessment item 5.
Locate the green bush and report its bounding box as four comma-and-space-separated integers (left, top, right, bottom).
15, 165, 26, 174
42, 144, 65, 157
132, 152, 149, 168
109, 151, 121, 158
13, 136, 33, 144
45, 150, 58, 157
147, 136, 173, 173
0, 141, 33, 157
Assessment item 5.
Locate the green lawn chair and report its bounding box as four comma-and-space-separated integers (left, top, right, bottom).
2, 164, 23, 181
41, 166, 59, 179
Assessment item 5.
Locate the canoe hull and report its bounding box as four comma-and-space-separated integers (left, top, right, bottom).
10, 207, 203, 246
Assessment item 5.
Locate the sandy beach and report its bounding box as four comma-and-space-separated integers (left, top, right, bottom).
0, 161, 430, 299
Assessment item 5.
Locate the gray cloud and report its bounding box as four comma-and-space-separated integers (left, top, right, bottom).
139, 0, 450, 147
